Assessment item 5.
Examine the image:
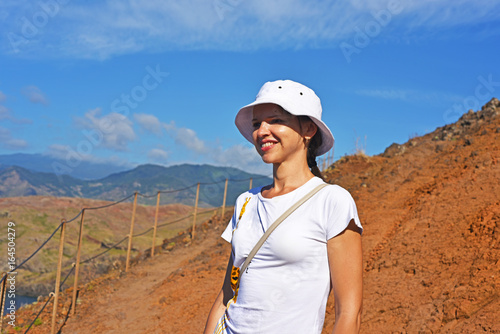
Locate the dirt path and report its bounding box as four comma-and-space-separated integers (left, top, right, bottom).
60, 223, 229, 333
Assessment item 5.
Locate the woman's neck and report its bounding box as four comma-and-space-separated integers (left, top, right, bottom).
261, 160, 314, 198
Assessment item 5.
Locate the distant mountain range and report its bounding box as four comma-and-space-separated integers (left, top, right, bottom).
0, 163, 272, 207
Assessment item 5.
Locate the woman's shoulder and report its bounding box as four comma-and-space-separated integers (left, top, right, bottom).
320, 182, 356, 203
234, 185, 265, 204
307, 177, 350, 195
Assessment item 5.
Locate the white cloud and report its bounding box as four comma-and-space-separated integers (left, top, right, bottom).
158, 121, 272, 175
162, 120, 176, 132
75, 108, 136, 151
46, 144, 76, 159
163, 122, 207, 154
147, 148, 168, 163
175, 127, 207, 153
0, 91, 6, 102
72, 110, 256, 170
0, 105, 32, 124
210, 144, 270, 175
21, 85, 49, 105
3, 138, 28, 149
355, 88, 464, 105
2, 0, 499, 59
356, 89, 410, 100
0, 126, 28, 149
163, 120, 269, 174
133, 113, 162, 135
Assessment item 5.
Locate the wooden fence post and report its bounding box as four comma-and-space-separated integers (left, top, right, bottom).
192, 183, 200, 240
71, 210, 85, 315
220, 179, 228, 223
125, 192, 138, 272
151, 192, 161, 258
51, 220, 66, 334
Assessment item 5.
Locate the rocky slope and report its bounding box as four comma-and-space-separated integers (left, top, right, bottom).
323, 97, 499, 332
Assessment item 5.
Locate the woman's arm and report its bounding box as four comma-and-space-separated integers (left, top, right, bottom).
327, 219, 363, 334
203, 253, 234, 334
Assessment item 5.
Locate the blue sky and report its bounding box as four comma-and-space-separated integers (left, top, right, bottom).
0, 0, 499, 175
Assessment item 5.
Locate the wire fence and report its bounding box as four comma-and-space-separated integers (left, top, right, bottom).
0, 154, 335, 334
0, 174, 273, 334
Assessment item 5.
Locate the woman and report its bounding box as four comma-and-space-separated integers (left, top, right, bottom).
204, 80, 363, 334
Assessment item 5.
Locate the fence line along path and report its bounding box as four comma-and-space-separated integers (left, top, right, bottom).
0, 175, 274, 334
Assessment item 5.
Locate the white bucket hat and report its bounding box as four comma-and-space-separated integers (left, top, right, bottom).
235, 79, 334, 156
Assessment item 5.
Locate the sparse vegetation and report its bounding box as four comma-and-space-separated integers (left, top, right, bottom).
353, 130, 367, 156
408, 132, 419, 140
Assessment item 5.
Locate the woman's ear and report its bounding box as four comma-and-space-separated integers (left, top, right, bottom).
303, 120, 318, 139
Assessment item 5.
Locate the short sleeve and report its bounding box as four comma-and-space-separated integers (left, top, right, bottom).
325, 185, 363, 240
221, 215, 234, 243
221, 193, 243, 243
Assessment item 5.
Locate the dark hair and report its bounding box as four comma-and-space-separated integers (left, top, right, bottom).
298, 116, 324, 180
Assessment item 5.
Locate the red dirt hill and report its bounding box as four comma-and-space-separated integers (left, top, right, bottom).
6, 98, 499, 333
323, 98, 499, 332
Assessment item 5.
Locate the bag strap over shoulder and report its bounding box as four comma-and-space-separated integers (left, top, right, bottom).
238, 183, 328, 279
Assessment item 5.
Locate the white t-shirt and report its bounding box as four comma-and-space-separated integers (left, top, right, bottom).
219, 177, 362, 334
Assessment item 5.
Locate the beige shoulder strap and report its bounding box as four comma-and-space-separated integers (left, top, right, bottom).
238, 183, 328, 278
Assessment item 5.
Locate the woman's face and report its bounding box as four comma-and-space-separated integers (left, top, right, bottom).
251, 103, 316, 165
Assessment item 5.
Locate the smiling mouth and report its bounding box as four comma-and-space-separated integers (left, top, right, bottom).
261, 142, 276, 151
